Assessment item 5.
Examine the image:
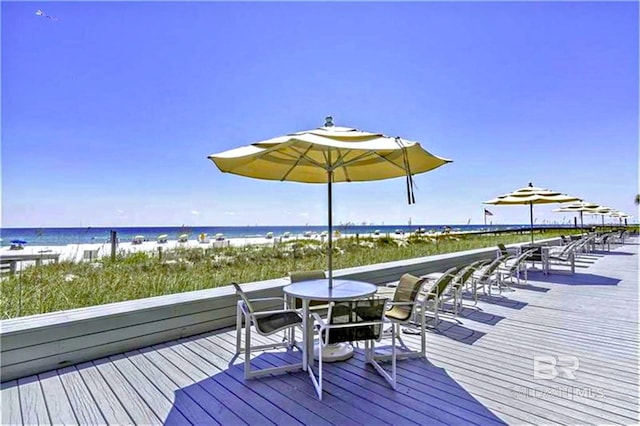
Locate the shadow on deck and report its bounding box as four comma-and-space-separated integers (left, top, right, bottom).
528, 272, 621, 286
164, 345, 507, 425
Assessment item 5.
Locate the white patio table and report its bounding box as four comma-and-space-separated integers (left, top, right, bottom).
283, 279, 377, 370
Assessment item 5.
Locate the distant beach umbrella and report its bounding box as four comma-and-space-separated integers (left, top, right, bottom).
553, 201, 603, 235
584, 206, 615, 226
609, 211, 631, 226
208, 116, 452, 287
484, 183, 581, 244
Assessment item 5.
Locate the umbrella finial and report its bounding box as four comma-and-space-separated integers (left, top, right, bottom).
324, 116, 334, 127
528, 182, 533, 187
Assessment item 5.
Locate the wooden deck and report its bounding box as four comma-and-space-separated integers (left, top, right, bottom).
2, 239, 638, 425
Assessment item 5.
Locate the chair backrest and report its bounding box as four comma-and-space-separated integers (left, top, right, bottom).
457, 259, 491, 287
326, 298, 387, 344
290, 270, 327, 308
558, 240, 579, 257
507, 248, 536, 272
425, 266, 460, 300
289, 270, 325, 282
477, 254, 511, 282
391, 273, 427, 318
497, 243, 509, 256
231, 282, 254, 313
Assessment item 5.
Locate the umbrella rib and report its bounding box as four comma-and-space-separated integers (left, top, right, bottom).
278, 144, 318, 181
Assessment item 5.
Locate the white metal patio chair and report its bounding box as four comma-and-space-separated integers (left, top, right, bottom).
233, 282, 303, 379
310, 297, 390, 399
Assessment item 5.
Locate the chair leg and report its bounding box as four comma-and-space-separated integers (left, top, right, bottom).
244, 312, 251, 379
391, 326, 397, 389
236, 303, 243, 355
420, 309, 426, 358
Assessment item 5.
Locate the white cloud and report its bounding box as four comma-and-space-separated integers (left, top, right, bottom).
224, 211, 236, 216
191, 210, 200, 215
299, 212, 310, 218
116, 209, 125, 214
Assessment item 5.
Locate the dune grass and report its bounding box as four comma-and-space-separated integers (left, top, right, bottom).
1, 230, 580, 318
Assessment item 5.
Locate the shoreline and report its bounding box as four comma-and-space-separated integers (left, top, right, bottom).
1, 231, 423, 267
0, 225, 597, 272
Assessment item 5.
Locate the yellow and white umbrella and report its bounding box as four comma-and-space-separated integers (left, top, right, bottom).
553, 201, 603, 234
609, 211, 631, 226
208, 116, 452, 286
580, 206, 618, 226
485, 183, 581, 244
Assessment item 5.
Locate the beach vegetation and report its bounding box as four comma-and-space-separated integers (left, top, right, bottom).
1, 229, 583, 318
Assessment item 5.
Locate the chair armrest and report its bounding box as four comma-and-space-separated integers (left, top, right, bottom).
252, 308, 301, 317
386, 301, 418, 307
247, 297, 287, 303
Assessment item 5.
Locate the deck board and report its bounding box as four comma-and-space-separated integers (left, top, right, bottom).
1, 381, 22, 425
37, 370, 77, 424
72, 363, 132, 425
17, 376, 49, 424
122, 349, 220, 425
2, 237, 639, 425
91, 358, 163, 424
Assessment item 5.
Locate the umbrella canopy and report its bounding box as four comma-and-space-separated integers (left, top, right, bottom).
583, 206, 615, 226
553, 201, 604, 234
609, 211, 631, 225
484, 183, 581, 243
208, 116, 452, 286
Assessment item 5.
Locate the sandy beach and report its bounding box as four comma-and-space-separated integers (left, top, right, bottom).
1, 230, 437, 272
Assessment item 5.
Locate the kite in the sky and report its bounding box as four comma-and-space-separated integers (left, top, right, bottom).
35, 10, 59, 21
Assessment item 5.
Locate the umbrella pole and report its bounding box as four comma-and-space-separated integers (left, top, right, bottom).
327, 169, 333, 288
529, 202, 534, 245
580, 211, 584, 236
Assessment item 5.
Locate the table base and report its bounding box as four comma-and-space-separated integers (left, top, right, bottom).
313, 342, 354, 362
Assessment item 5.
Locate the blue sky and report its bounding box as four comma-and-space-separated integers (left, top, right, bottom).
2, 1, 638, 227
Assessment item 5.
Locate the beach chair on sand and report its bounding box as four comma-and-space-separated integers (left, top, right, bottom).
9, 240, 27, 250
232, 282, 303, 379
83, 249, 99, 262
177, 234, 189, 243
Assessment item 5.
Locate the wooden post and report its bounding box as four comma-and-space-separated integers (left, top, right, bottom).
110, 230, 117, 261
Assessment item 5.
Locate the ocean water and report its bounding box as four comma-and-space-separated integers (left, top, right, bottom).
0, 224, 573, 247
